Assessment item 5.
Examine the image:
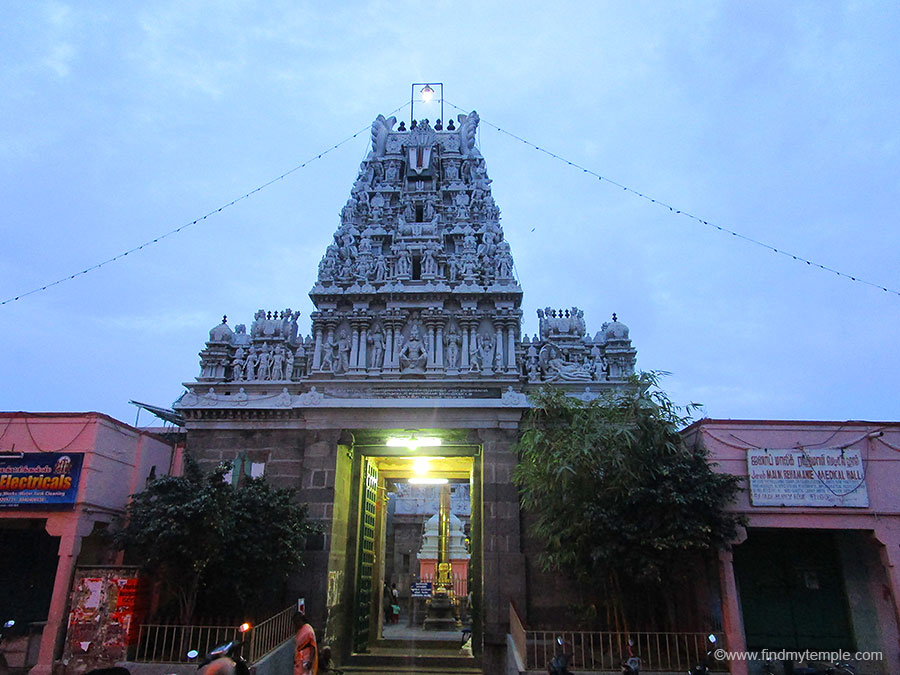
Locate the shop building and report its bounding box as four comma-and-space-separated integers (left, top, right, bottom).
683, 419, 900, 675
0, 412, 178, 675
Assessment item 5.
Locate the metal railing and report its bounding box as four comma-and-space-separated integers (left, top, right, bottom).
245, 605, 295, 663
509, 601, 527, 670
134, 606, 295, 664
526, 630, 728, 672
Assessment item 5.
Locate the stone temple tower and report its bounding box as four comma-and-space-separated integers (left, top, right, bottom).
174, 108, 637, 671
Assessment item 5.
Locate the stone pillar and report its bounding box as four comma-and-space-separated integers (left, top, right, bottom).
384, 325, 395, 372
506, 321, 518, 373
469, 324, 478, 372
350, 325, 360, 373
460, 322, 471, 370
426, 324, 437, 370
313, 324, 324, 370
358, 325, 368, 371
718, 546, 748, 675
393, 325, 403, 369
436, 324, 445, 370
32, 517, 93, 675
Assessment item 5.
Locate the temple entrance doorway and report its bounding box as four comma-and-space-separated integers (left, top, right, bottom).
347, 434, 482, 670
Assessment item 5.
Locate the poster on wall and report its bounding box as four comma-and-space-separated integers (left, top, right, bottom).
63, 567, 149, 672
747, 448, 869, 508
0, 452, 83, 509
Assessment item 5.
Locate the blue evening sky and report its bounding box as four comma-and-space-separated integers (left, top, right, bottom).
1, 1, 898, 425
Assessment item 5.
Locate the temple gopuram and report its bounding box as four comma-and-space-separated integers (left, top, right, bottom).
174, 106, 636, 672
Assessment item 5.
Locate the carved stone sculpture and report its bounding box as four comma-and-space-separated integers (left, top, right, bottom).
368, 328, 385, 369
370, 114, 396, 158
399, 325, 428, 372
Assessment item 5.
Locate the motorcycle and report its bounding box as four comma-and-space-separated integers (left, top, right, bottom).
187, 622, 251, 675
0, 620, 15, 675
687, 633, 718, 674
621, 638, 640, 675
547, 636, 572, 675
787, 661, 857, 675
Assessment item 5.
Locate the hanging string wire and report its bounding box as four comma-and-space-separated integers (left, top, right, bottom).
444, 100, 899, 298
1, 103, 407, 307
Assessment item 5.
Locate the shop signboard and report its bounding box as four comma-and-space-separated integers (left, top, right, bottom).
0, 452, 83, 509
747, 448, 869, 508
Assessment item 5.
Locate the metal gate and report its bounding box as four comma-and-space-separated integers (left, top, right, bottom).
734, 529, 853, 650
353, 458, 378, 653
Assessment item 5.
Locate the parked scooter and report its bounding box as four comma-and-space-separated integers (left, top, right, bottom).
687, 634, 718, 674
187, 622, 251, 675
788, 661, 857, 675
0, 620, 16, 675
621, 638, 640, 675
547, 636, 572, 675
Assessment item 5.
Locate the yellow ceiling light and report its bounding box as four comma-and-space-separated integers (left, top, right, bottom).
413, 458, 430, 476
385, 436, 442, 451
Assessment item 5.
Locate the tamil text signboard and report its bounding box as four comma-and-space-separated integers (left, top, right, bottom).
410, 582, 433, 598
747, 448, 868, 508
0, 452, 83, 509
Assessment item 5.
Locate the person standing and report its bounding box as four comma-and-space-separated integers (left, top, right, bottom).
391, 583, 400, 623
293, 611, 318, 675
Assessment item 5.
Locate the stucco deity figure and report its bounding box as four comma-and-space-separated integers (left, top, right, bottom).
385, 161, 399, 181
444, 160, 459, 181
496, 240, 513, 279
396, 250, 412, 277
421, 247, 438, 277
399, 325, 428, 372
526, 345, 540, 382
337, 330, 351, 374
539, 344, 591, 381
374, 255, 388, 282
231, 347, 246, 382
245, 347, 259, 380
285, 348, 295, 380
445, 327, 460, 369
322, 334, 336, 373
454, 192, 470, 220
257, 345, 271, 380
447, 255, 459, 282
423, 196, 437, 224
271, 344, 285, 380
477, 334, 494, 373
368, 328, 385, 369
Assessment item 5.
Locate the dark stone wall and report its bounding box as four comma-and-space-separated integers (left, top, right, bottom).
477, 427, 527, 674
185, 428, 339, 631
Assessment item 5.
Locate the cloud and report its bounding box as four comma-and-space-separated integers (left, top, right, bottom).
44, 41, 75, 77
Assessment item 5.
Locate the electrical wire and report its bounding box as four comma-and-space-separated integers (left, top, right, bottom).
444, 100, 900, 298
1, 103, 407, 307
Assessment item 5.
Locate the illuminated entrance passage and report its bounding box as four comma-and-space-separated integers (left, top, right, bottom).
342, 433, 481, 671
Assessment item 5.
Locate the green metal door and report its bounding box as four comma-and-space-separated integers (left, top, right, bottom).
734, 529, 853, 650
354, 458, 378, 653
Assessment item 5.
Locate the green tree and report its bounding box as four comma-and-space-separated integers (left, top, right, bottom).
116, 457, 316, 622
513, 372, 744, 630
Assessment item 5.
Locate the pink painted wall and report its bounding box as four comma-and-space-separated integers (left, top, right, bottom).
0, 412, 177, 675
683, 419, 900, 675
